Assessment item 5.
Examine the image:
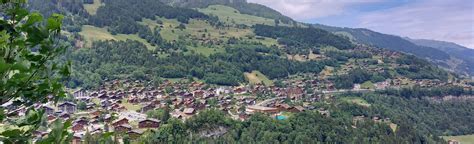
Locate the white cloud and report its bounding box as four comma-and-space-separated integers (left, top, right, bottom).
249, 0, 474, 48
357, 0, 474, 48
247, 0, 380, 20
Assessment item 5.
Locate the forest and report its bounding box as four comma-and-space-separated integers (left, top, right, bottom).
82, 109, 443, 144
69, 41, 336, 88
89, 0, 210, 34
338, 93, 474, 136
253, 24, 354, 50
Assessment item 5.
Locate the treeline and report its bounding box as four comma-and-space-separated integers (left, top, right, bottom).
396, 55, 449, 80
69, 41, 336, 88
253, 24, 354, 50
133, 109, 440, 143
378, 86, 473, 99
89, 0, 209, 34
160, 0, 294, 24
337, 93, 474, 136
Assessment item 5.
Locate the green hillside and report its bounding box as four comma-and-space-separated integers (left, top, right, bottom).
19, 1, 474, 143
312, 24, 474, 77
160, 0, 294, 23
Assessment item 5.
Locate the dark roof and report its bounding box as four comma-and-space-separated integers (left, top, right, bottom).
58, 102, 76, 107
140, 118, 161, 123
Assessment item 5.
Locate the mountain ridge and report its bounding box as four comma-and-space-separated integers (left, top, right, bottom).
312, 23, 474, 77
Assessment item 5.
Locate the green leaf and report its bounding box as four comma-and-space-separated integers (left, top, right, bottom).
46, 14, 64, 32
11, 60, 30, 72
1, 129, 21, 137
0, 58, 10, 73
0, 108, 5, 121
22, 12, 43, 28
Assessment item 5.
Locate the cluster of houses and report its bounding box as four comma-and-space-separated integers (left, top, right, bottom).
3, 65, 471, 143
24, 79, 321, 142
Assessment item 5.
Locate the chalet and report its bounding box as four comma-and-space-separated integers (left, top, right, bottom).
138, 119, 161, 129
114, 124, 132, 133
215, 87, 231, 96
98, 93, 108, 99
193, 90, 205, 98
183, 108, 195, 115
47, 115, 57, 121
233, 87, 247, 95
43, 106, 55, 115
59, 113, 71, 119
74, 119, 89, 126
91, 111, 101, 118
140, 104, 155, 113
128, 129, 144, 139
72, 123, 85, 132
246, 105, 279, 114
286, 87, 304, 100
171, 109, 183, 119
101, 100, 112, 108
73, 89, 87, 98
112, 118, 129, 127
290, 106, 305, 113
58, 102, 76, 114
104, 114, 113, 123
90, 92, 98, 97
275, 103, 291, 111
72, 134, 82, 144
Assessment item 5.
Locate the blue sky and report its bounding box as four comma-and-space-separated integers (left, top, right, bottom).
248, 0, 474, 48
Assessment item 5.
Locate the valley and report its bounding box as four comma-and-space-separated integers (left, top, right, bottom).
0, 0, 473, 143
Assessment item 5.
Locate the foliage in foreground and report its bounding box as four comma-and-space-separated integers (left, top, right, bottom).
134, 109, 442, 144
0, 1, 70, 143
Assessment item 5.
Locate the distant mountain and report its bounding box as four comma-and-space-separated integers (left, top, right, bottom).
313, 24, 474, 76
407, 38, 474, 76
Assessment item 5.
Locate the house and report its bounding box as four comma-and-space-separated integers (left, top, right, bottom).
98, 93, 108, 99
72, 134, 82, 144
290, 106, 305, 112
43, 106, 55, 115
104, 114, 113, 123
72, 123, 85, 132
91, 110, 101, 117
58, 102, 76, 114
193, 90, 205, 98
246, 105, 279, 114
47, 115, 57, 121
233, 87, 247, 95
112, 118, 129, 127
275, 103, 291, 111
138, 119, 161, 129
114, 124, 132, 133
286, 87, 304, 100
183, 108, 195, 115
140, 104, 155, 113
73, 89, 87, 98
74, 119, 89, 126
59, 113, 71, 119
128, 129, 144, 139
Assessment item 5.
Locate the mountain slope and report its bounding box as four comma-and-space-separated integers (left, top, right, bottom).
312, 24, 474, 76
159, 0, 294, 24
407, 38, 474, 76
